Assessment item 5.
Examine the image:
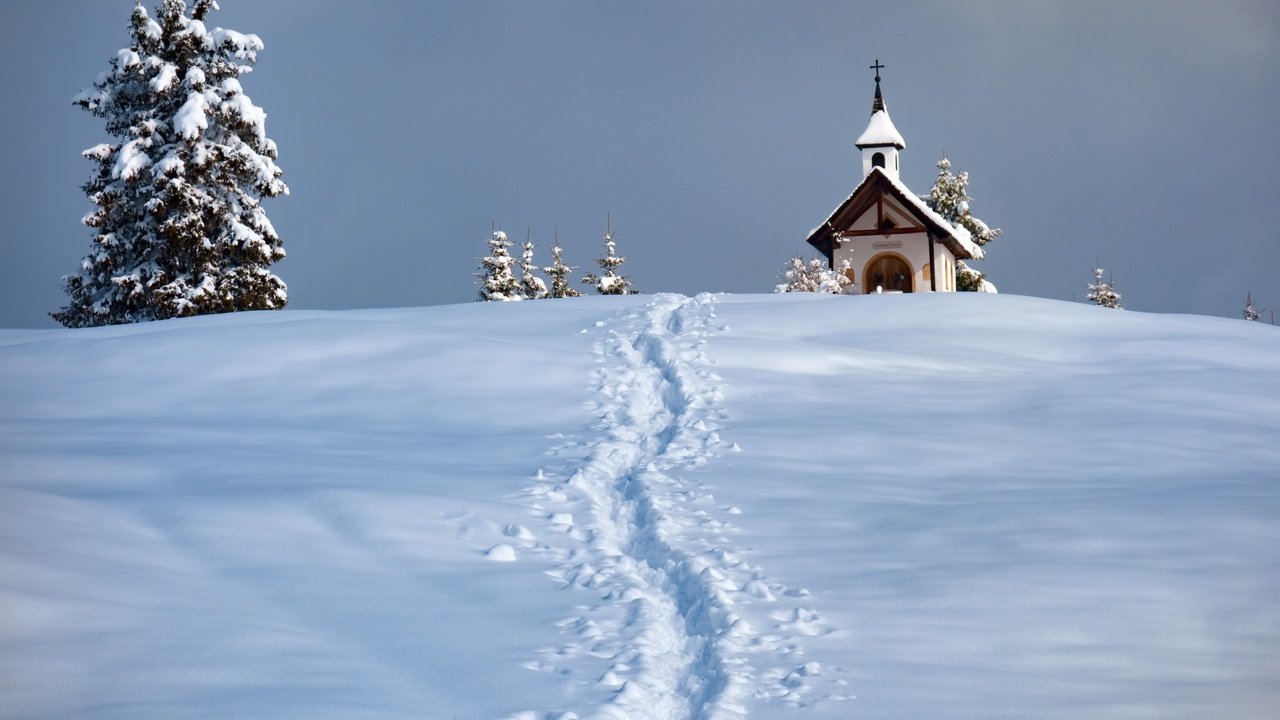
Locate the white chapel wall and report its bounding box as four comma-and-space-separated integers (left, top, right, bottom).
834, 233, 958, 293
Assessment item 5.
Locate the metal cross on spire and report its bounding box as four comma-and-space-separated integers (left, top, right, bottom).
869, 59, 886, 113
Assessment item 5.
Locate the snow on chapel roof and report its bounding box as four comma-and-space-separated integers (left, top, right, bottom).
855, 109, 905, 149
805, 167, 983, 260
879, 168, 981, 258
855, 76, 905, 149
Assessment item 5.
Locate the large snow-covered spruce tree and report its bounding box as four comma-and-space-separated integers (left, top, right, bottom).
923, 157, 1002, 293
53, 0, 288, 328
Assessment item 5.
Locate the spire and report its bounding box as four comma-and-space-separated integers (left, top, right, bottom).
870, 59, 886, 114
855, 59, 905, 151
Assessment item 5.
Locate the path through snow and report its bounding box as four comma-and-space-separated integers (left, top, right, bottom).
508, 293, 843, 720
7, 295, 1276, 719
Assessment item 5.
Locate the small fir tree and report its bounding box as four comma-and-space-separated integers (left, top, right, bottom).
775, 256, 854, 294
923, 157, 1002, 293
53, 0, 288, 327
477, 230, 522, 301
1085, 263, 1122, 309
543, 235, 582, 298
582, 220, 636, 295
519, 235, 548, 300
1244, 292, 1262, 321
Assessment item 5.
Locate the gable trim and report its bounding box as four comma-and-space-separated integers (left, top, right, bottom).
806, 167, 979, 261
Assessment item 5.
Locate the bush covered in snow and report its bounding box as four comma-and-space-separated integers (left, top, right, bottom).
956, 260, 997, 293
775, 257, 854, 294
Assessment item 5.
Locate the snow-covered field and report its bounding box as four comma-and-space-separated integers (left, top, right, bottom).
2, 293, 1278, 720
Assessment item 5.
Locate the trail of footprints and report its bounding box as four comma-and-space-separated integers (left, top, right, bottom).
501, 294, 848, 720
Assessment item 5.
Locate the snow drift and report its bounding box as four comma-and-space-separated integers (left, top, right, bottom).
2, 293, 1278, 720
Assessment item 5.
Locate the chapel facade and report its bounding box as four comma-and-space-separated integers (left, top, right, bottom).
805, 64, 980, 293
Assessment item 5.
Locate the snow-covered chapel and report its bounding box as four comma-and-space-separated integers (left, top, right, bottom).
806, 64, 980, 293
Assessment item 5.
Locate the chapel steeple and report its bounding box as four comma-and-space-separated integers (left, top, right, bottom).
855, 59, 905, 180
871, 60, 887, 113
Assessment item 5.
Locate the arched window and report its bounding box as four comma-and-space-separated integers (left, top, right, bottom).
864, 253, 913, 293
872, 152, 886, 169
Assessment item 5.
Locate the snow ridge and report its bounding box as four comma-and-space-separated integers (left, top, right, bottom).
518, 293, 837, 719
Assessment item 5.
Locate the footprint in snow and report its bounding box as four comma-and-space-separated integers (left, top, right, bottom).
771, 607, 829, 636
503, 524, 536, 546
486, 544, 517, 562
782, 661, 823, 688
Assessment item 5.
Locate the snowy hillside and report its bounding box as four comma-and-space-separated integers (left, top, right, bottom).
2, 293, 1278, 720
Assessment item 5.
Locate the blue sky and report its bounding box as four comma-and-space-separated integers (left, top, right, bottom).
2, 0, 1278, 327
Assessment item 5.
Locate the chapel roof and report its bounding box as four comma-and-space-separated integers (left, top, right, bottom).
805, 166, 982, 261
